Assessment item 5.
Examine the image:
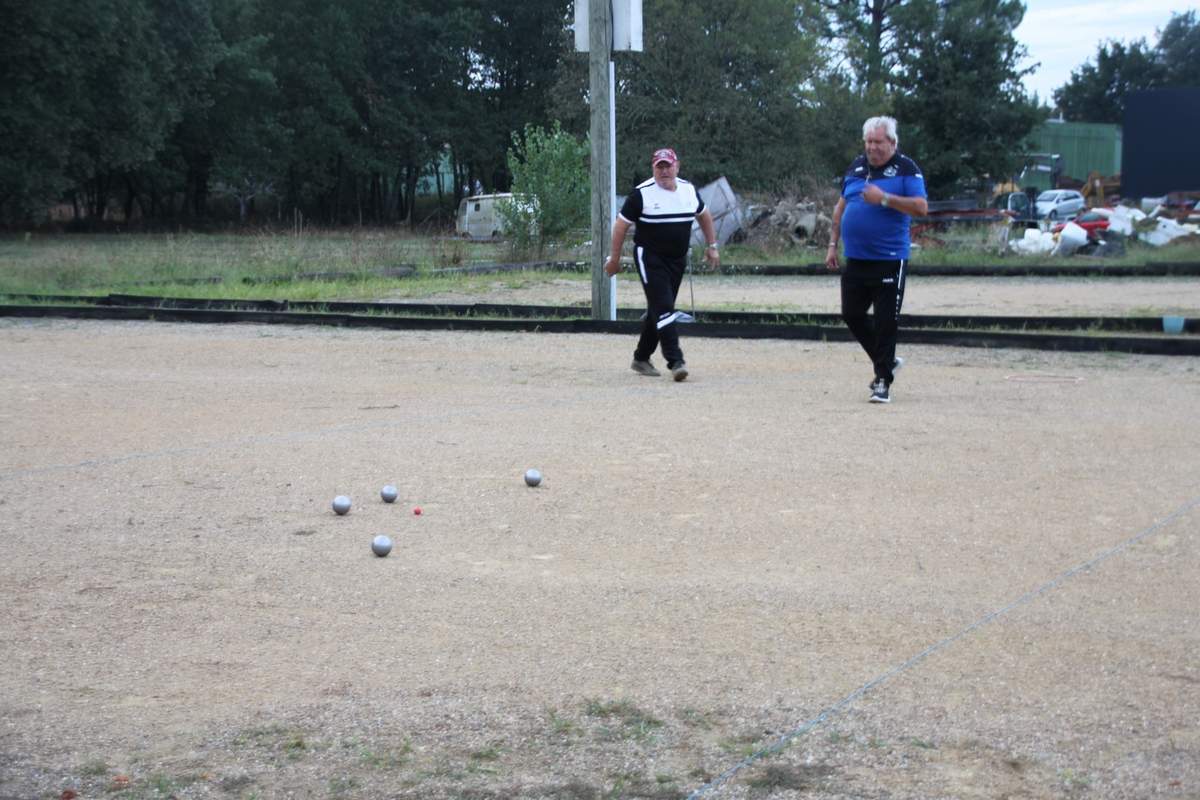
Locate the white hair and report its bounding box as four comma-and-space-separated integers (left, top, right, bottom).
862, 116, 898, 146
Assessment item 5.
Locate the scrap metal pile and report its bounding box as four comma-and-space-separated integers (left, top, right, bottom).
1010, 201, 1200, 257
740, 197, 834, 249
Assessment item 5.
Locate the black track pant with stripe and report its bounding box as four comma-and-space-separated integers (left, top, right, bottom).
840, 258, 907, 384
633, 245, 687, 367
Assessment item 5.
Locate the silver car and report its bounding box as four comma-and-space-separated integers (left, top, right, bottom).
1035, 189, 1085, 220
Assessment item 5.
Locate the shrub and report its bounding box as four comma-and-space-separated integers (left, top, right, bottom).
498, 122, 590, 254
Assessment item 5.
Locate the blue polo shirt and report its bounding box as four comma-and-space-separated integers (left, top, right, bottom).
840, 152, 926, 260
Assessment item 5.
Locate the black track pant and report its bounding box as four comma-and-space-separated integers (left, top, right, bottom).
633, 245, 687, 367
840, 258, 907, 384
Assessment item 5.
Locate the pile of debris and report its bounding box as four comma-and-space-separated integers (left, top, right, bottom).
1009, 203, 1199, 257
741, 198, 834, 249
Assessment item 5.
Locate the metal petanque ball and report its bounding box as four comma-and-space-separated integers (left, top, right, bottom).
524, 468, 542, 487
371, 535, 393, 557
332, 495, 352, 515
380, 485, 398, 503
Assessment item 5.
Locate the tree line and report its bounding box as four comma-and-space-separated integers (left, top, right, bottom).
1, 0, 1193, 228
1053, 10, 1199, 124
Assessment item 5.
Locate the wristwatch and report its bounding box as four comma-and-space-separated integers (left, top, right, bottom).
706, 243, 718, 250
880, 194, 890, 208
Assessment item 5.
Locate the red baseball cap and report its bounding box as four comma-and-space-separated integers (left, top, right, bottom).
652, 148, 678, 166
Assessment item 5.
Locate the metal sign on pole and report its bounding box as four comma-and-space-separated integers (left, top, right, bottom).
577, 1, 642, 321
575, 0, 643, 52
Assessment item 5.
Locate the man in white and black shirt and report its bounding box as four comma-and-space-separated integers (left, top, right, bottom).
605, 147, 719, 381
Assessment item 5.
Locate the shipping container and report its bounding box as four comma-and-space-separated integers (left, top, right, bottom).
1026, 121, 1122, 187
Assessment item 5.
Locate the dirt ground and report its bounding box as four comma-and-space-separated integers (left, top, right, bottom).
1, 281, 1198, 799
398, 273, 1200, 317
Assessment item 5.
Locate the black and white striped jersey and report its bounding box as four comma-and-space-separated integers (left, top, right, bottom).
618, 177, 706, 258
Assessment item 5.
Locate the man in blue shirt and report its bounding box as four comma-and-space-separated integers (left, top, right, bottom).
825, 116, 928, 404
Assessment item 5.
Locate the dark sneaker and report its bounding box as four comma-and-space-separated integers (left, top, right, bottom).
631, 359, 661, 377
893, 356, 904, 373
669, 361, 689, 382
869, 378, 890, 403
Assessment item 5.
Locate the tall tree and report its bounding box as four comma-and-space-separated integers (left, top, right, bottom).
1155, 10, 1200, 87
1052, 11, 1198, 123
461, 0, 573, 192
569, 0, 827, 191
0, 0, 177, 222
256, 0, 367, 223
359, 0, 476, 223
133, 0, 225, 221
1052, 39, 1164, 124
203, 0, 289, 223
891, 0, 1042, 196
0, 0, 85, 221
820, 0, 908, 99
67, 0, 179, 220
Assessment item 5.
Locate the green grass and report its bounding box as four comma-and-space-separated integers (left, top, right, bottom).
718, 730, 771, 758
722, 236, 1199, 268
357, 739, 413, 769
582, 699, 665, 745
546, 707, 583, 739
0, 229, 541, 296
2, 230, 1196, 306
909, 241, 1198, 268
468, 743, 503, 762
585, 699, 662, 726
676, 706, 720, 730
602, 770, 684, 799
109, 771, 205, 799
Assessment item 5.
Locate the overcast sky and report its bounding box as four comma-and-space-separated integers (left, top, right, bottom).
1014, 0, 1187, 102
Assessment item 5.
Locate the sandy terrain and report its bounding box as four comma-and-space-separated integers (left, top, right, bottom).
0, 316, 1197, 799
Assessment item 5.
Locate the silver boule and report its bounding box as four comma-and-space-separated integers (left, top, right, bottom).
332, 495, 352, 515
524, 468, 542, 487
380, 485, 398, 503
371, 535, 393, 557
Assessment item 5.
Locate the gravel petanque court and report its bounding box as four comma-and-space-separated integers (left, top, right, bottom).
0, 317, 1197, 799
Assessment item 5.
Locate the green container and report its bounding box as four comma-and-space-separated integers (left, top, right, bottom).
1028, 121, 1123, 184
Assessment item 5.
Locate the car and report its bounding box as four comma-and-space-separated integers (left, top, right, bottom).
1035, 189, 1085, 220
1051, 210, 1111, 237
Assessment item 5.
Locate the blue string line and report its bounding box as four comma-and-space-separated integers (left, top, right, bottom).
687, 494, 1200, 799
